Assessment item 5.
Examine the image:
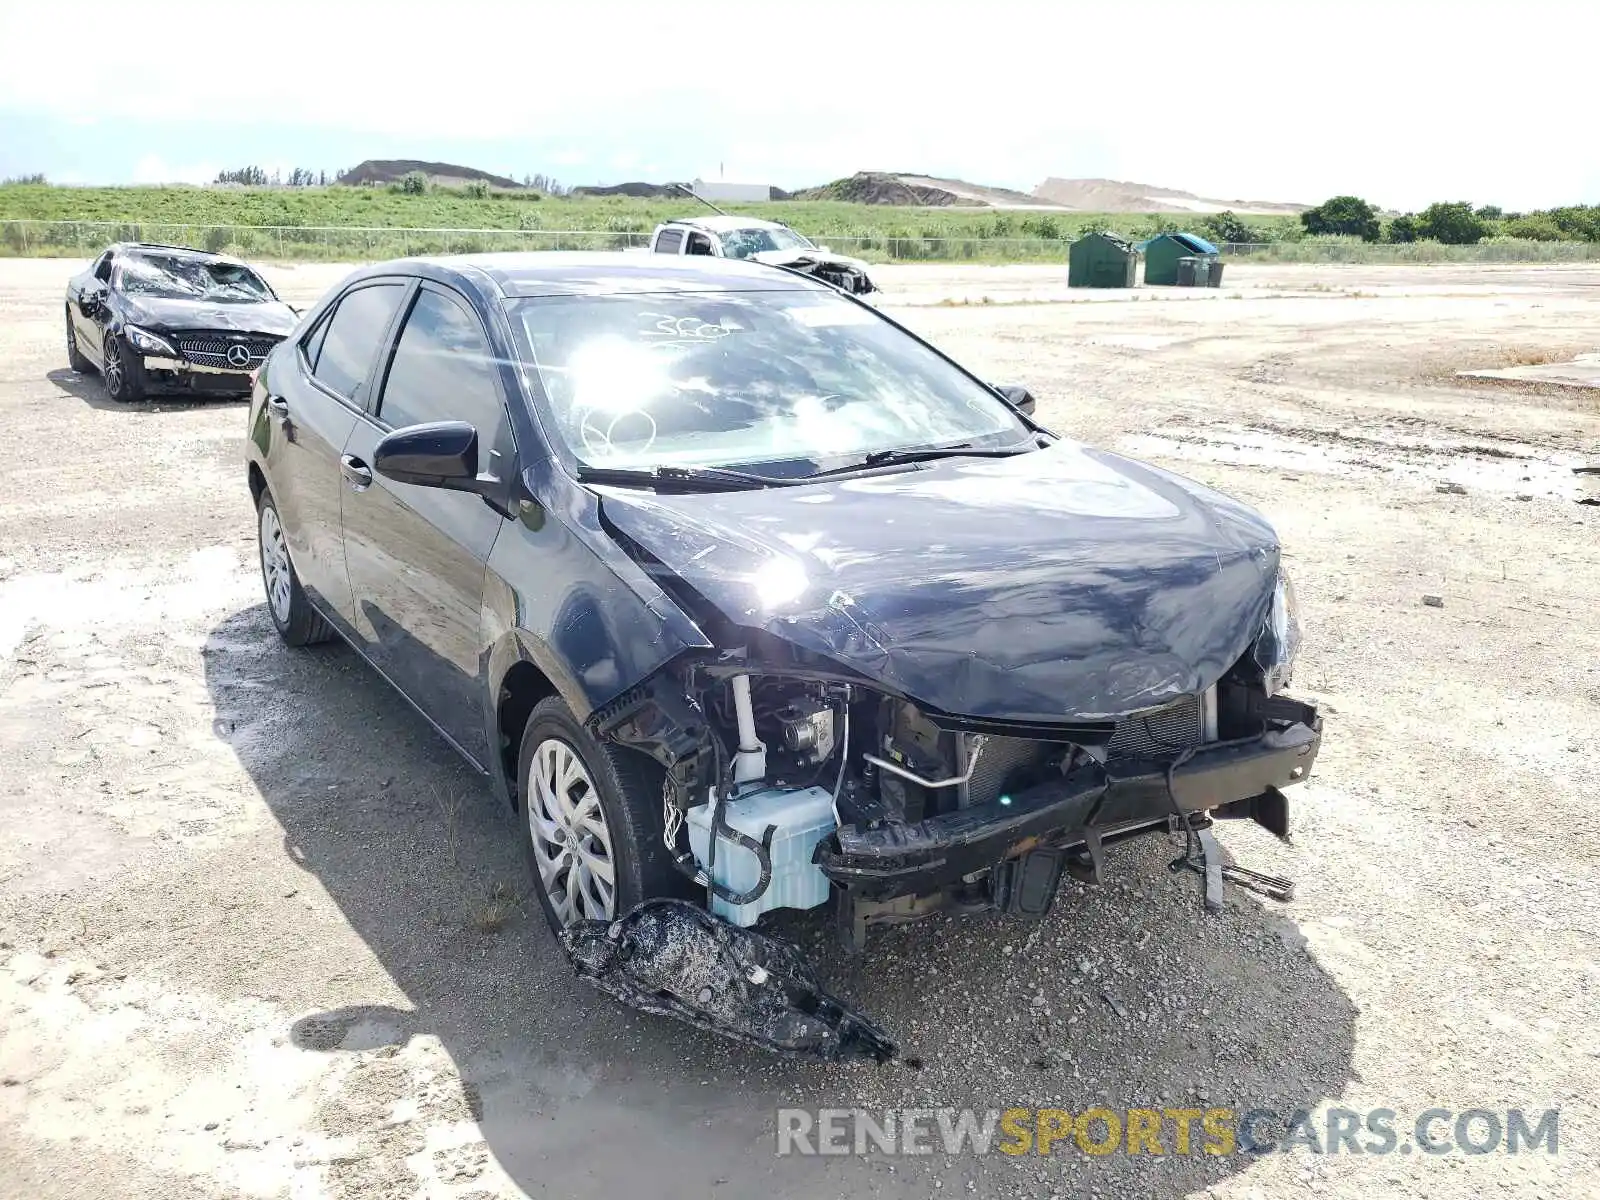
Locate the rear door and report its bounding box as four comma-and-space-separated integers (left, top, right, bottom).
262, 277, 410, 631
339, 282, 514, 766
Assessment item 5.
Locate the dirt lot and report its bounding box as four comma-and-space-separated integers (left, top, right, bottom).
1, 257, 1597, 1200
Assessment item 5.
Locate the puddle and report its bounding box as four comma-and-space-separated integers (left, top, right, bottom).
1122, 423, 1591, 501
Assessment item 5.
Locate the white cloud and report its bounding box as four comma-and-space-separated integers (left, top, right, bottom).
2, 0, 1595, 208
129, 155, 217, 186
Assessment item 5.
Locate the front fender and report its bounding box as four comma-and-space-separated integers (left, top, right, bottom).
481, 464, 712, 793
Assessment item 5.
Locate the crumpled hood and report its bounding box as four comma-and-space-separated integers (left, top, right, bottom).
594, 441, 1282, 723
122, 295, 298, 337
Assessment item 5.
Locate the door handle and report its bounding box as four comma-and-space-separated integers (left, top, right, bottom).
340, 454, 373, 491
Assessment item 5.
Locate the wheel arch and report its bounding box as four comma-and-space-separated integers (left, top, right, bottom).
247, 462, 268, 507
487, 631, 604, 811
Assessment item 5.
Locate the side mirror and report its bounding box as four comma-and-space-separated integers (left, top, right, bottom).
82, 286, 106, 314
373, 421, 483, 491
994, 384, 1037, 416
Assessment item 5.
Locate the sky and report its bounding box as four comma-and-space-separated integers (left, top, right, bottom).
0, 0, 1594, 212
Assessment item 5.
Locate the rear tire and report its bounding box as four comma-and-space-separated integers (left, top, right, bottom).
101, 332, 146, 402
517, 694, 693, 933
256, 489, 333, 647
65, 310, 92, 373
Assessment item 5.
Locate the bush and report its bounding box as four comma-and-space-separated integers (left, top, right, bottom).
1503, 214, 1564, 242
1417, 201, 1488, 245
396, 171, 429, 196
1546, 205, 1600, 241
1199, 209, 1255, 245
1301, 195, 1380, 242
463, 180, 490, 200
1384, 214, 1423, 243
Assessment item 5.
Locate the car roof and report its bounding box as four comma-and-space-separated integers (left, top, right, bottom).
663, 215, 791, 234
365, 251, 833, 299
112, 242, 251, 267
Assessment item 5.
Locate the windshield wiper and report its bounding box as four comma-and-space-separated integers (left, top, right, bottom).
805, 441, 1036, 480
575, 464, 781, 491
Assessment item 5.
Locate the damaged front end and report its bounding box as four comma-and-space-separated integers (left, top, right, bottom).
557, 587, 1318, 1061
750, 249, 879, 297
554, 447, 1321, 1061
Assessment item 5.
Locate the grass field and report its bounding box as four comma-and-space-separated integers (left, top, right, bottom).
0, 183, 1291, 263
4, 184, 1598, 265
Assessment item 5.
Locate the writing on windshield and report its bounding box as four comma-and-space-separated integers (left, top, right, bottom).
512, 290, 1027, 474
120, 254, 276, 303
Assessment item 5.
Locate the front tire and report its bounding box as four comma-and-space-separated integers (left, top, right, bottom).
256, 489, 333, 647
65, 310, 92, 373
101, 332, 146, 402
517, 695, 691, 932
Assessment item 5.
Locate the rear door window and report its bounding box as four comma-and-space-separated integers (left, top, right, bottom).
310, 282, 407, 401
655, 228, 683, 254
376, 287, 508, 472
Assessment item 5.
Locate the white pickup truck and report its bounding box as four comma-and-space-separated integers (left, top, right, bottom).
643, 215, 878, 296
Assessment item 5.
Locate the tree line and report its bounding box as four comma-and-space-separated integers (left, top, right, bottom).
1299, 195, 1600, 245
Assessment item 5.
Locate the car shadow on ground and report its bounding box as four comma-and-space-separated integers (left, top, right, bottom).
45, 367, 248, 413
204, 602, 1358, 1199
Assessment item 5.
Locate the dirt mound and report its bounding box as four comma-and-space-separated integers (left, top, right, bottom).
571, 181, 685, 199
1032, 177, 1307, 215
793, 172, 968, 206
336, 159, 523, 189
892, 175, 1066, 209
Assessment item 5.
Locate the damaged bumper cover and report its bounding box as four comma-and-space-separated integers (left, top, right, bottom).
561, 898, 897, 1062
818, 698, 1322, 900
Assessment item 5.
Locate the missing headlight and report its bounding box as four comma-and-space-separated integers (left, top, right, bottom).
1253, 569, 1302, 695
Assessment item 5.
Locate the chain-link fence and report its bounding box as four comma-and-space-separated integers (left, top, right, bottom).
4, 219, 1599, 265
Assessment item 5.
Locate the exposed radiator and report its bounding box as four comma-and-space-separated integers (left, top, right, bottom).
961, 735, 1051, 808
1107, 688, 1213, 758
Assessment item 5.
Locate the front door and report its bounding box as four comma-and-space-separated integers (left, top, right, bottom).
339, 282, 513, 766
70, 252, 114, 362
264, 278, 410, 630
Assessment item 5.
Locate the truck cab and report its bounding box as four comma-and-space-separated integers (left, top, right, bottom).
645, 216, 878, 296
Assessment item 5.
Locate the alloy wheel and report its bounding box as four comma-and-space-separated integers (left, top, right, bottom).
527, 737, 617, 925
258, 503, 292, 626
102, 334, 124, 396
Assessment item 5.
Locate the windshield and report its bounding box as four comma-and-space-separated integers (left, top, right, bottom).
510, 289, 1031, 476
118, 253, 276, 303
718, 226, 815, 258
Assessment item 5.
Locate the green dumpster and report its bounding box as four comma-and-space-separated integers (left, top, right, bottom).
1068, 232, 1138, 288
1142, 232, 1221, 285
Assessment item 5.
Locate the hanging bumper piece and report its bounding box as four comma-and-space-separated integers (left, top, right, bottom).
560, 898, 898, 1063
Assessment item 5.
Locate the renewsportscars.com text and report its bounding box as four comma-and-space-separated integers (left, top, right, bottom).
775, 1106, 1560, 1158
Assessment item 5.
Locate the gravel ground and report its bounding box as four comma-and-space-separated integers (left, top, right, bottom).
1, 257, 1596, 1200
